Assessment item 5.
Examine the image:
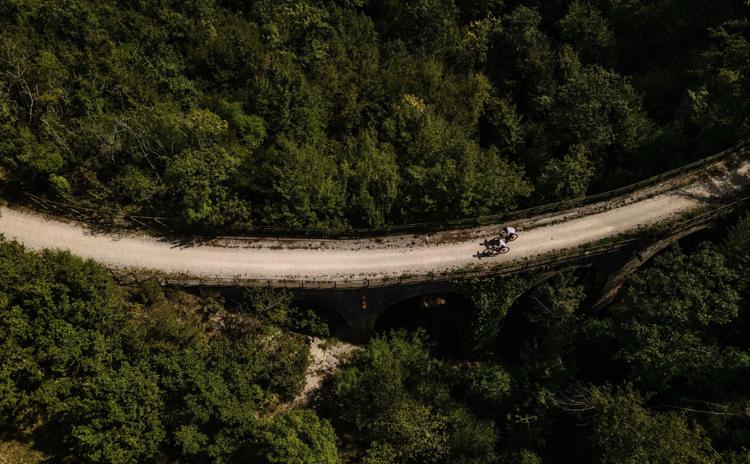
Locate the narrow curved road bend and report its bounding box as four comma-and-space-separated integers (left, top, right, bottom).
1, 156, 749, 282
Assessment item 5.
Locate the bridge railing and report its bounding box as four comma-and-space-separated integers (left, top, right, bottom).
3, 140, 749, 238
105, 194, 750, 289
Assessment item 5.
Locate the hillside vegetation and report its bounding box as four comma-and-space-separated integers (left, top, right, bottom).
0, 239, 337, 463
2, 1, 750, 462
0, 0, 748, 230
2, 211, 750, 463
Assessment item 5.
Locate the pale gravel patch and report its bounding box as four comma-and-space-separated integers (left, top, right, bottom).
295, 337, 359, 406
0, 157, 749, 281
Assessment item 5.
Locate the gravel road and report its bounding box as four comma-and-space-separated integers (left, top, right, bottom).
1, 157, 749, 282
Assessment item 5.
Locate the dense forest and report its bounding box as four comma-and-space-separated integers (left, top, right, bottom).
0, 0, 748, 230
2, 212, 750, 462
2, 0, 750, 462
0, 238, 337, 463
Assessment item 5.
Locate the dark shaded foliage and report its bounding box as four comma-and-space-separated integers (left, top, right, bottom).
0, 238, 334, 463
1, 0, 746, 230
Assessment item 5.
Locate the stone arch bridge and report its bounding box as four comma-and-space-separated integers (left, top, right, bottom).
180, 198, 748, 340
1, 141, 749, 339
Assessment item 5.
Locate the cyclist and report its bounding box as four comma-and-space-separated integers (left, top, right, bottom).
500, 226, 518, 240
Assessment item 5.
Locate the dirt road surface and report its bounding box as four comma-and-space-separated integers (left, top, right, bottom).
1, 157, 749, 282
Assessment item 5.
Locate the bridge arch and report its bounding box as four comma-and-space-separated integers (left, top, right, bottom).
374, 291, 474, 356
591, 218, 726, 309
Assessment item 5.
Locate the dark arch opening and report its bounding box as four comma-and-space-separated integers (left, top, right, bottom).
485, 278, 568, 367
292, 298, 351, 340
374, 292, 474, 358
494, 270, 626, 382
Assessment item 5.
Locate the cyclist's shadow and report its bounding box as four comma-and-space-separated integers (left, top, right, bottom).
475, 240, 500, 260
